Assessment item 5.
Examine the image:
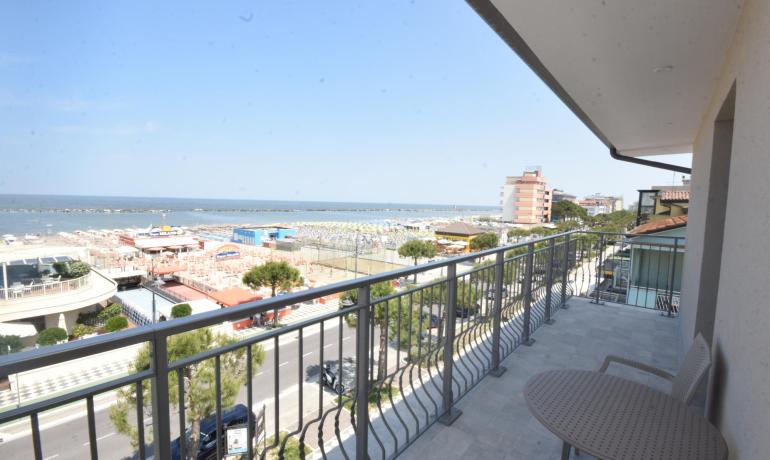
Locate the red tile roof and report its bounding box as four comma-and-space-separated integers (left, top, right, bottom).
659, 190, 690, 202
630, 215, 688, 235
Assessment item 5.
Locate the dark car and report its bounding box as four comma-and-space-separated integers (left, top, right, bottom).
171, 404, 256, 460
456, 303, 480, 318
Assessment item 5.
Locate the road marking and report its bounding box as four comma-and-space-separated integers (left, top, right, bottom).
43, 455, 59, 460
82, 432, 114, 445
278, 362, 290, 367
323, 344, 333, 348
256, 371, 265, 376
302, 352, 313, 358
342, 336, 351, 341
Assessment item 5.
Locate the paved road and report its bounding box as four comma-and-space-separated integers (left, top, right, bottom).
0, 319, 369, 460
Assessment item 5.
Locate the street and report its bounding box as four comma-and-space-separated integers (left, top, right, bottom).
0, 319, 368, 460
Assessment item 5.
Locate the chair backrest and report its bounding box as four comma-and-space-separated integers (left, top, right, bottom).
671, 333, 711, 405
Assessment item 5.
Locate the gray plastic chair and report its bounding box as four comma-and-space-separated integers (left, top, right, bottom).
599, 333, 711, 405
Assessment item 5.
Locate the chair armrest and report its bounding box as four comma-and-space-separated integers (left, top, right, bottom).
599, 355, 675, 381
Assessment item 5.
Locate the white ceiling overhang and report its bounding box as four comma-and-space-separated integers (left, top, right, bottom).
469, 0, 743, 158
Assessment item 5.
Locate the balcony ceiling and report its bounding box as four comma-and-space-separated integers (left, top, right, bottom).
474, 0, 744, 156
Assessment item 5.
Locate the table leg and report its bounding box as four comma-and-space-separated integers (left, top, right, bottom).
561, 441, 571, 460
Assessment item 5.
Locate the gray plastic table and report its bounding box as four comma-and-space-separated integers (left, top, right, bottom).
524, 369, 728, 460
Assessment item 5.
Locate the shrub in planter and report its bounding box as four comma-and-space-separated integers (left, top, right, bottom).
52, 261, 69, 277
0, 335, 24, 354
171, 303, 192, 318
105, 316, 129, 332
37, 328, 68, 346
72, 324, 96, 338
98, 303, 123, 320
67, 261, 91, 278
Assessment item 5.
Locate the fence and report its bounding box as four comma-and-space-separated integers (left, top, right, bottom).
0, 230, 681, 460
0, 274, 91, 302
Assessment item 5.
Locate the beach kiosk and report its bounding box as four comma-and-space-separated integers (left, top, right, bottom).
434, 222, 484, 253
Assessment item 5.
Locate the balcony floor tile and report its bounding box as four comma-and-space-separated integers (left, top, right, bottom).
398, 297, 680, 460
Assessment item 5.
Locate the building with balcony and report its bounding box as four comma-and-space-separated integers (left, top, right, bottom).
501, 169, 552, 224
0, 246, 117, 333
579, 194, 624, 216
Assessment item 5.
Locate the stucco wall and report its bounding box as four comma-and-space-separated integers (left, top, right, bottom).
681, 0, 770, 457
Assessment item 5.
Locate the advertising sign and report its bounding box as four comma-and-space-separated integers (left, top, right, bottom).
226, 425, 248, 455
215, 244, 241, 260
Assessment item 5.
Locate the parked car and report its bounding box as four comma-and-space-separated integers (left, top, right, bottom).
486, 286, 509, 300
171, 404, 256, 460
456, 303, 481, 318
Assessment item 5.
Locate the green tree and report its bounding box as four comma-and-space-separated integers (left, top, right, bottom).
507, 227, 530, 241
110, 328, 265, 458
243, 261, 303, 326
68, 261, 91, 278
171, 303, 193, 318
105, 316, 129, 332
242, 261, 303, 297
397, 240, 436, 283
340, 281, 398, 382
0, 335, 24, 354
470, 232, 499, 251
552, 200, 588, 222
37, 328, 68, 346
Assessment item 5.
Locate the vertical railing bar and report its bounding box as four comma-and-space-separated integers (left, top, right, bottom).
31, 412, 43, 460
561, 234, 570, 308
246, 346, 254, 460
490, 249, 506, 377
298, 329, 304, 429
273, 336, 279, 448
175, 371, 184, 460
593, 234, 605, 304
87, 395, 98, 460
150, 332, 171, 460
666, 238, 679, 317
134, 381, 146, 460
438, 262, 461, 425
215, 355, 222, 460
355, 285, 371, 460
544, 238, 555, 325
522, 243, 535, 346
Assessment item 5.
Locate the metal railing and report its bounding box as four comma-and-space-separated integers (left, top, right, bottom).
565, 232, 685, 316
0, 273, 91, 302
0, 230, 681, 460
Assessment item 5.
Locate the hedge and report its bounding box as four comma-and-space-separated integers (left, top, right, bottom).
37, 328, 68, 346
105, 316, 129, 332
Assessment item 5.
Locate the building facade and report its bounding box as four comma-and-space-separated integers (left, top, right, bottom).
578, 194, 624, 216
500, 169, 552, 224
551, 189, 578, 203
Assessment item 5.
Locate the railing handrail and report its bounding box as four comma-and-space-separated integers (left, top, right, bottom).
0, 230, 682, 376
0, 272, 92, 297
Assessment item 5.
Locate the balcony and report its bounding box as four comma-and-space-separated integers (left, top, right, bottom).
0, 231, 691, 460
0, 270, 118, 323
398, 297, 679, 460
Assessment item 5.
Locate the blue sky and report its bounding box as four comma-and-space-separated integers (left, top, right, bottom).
0, 1, 691, 207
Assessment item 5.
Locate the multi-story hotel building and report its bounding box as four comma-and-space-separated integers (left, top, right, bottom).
501, 169, 552, 224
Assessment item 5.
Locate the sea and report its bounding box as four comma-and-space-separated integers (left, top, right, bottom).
0, 194, 498, 235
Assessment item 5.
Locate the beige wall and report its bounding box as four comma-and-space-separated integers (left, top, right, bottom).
680, 0, 770, 458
